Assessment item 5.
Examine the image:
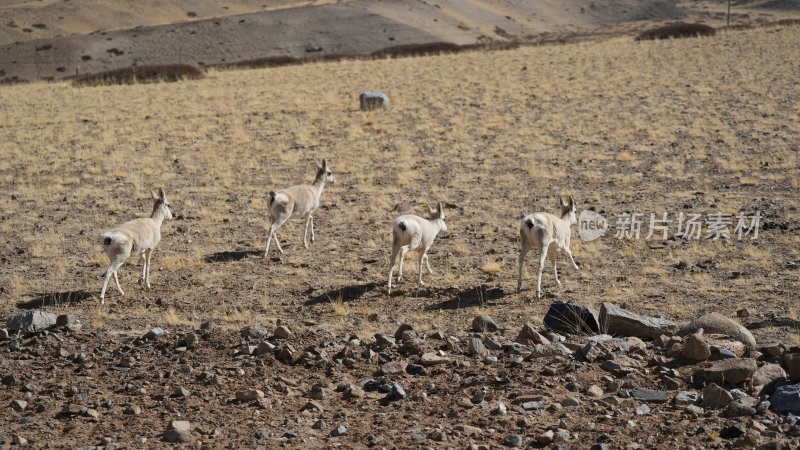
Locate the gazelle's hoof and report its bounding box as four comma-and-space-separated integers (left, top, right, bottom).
138, 277, 144, 285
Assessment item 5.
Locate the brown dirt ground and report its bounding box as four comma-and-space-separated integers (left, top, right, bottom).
0, 16, 798, 449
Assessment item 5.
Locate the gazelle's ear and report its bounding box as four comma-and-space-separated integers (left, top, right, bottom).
150, 189, 159, 200
322, 158, 327, 169
159, 188, 166, 200
437, 201, 444, 213
427, 203, 436, 215
558, 196, 566, 207
569, 196, 576, 208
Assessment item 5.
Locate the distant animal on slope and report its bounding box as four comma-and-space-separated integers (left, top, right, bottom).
388, 202, 447, 294
100, 188, 173, 304
264, 159, 335, 259
518, 196, 580, 299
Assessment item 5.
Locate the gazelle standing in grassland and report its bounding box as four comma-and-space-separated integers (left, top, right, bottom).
518, 196, 580, 299
264, 159, 335, 259
388, 202, 447, 294
100, 188, 173, 304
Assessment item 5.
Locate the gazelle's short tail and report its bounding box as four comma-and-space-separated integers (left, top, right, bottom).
398, 221, 407, 232
101, 231, 127, 247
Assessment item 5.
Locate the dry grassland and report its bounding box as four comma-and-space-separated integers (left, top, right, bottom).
0, 25, 798, 342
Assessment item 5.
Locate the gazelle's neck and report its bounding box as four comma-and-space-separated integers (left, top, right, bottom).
151, 205, 167, 228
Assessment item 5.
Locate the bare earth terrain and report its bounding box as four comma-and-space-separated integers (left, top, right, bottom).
0, 1, 799, 449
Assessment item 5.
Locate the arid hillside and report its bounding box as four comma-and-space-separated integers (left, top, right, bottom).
3, 0, 799, 83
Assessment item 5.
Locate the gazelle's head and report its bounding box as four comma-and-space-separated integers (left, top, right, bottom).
428, 201, 447, 232
315, 159, 335, 184
151, 188, 173, 220
559, 196, 577, 225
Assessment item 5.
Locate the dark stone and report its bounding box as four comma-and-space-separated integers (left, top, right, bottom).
719, 425, 744, 439
599, 302, 678, 339
543, 301, 600, 335
631, 388, 669, 403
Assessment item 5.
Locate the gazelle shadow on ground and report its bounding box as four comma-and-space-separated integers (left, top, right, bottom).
204, 250, 264, 263
423, 285, 506, 311
17, 290, 94, 309
306, 282, 382, 306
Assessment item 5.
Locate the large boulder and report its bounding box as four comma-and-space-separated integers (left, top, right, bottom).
682, 329, 711, 361
752, 364, 787, 390
678, 312, 756, 351
701, 358, 758, 385
770, 383, 800, 414
543, 301, 600, 335
784, 353, 800, 381
599, 302, 677, 339
6, 310, 57, 332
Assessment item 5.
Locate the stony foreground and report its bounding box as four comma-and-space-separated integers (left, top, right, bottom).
1, 307, 799, 449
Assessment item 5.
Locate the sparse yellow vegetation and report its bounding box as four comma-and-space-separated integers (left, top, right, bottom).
0, 23, 796, 345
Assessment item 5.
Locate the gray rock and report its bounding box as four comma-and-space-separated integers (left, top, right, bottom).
599, 302, 678, 339
535, 430, 554, 445
381, 360, 408, 375
581, 340, 612, 362
163, 429, 193, 443
682, 329, 712, 361
678, 312, 756, 350
11, 400, 27, 411
236, 389, 265, 402
784, 353, 800, 381
722, 401, 756, 418
467, 337, 487, 356
274, 325, 291, 339
254, 340, 276, 356
661, 375, 681, 390
483, 336, 503, 351
635, 404, 651, 415
359, 92, 389, 111
419, 353, 451, 366
143, 327, 166, 340
502, 435, 523, 447
702, 358, 757, 385
515, 323, 550, 346
752, 363, 787, 390
55, 314, 81, 331
0, 328, 8, 340
455, 424, 482, 436
472, 314, 497, 332
521, 401, 544, 410
387, 383, 406, 401
674, 391, 699, 406
394, 323, 414, 341
528, 343, 573, 358
6, 310, 57, 332
330, 425, 348, 437
561, 397, 581, 407
770, 383, 800, 413
543, 301, 600, 335
701, 383, 733, 409
170, 420, 191, 432
374, 334, 396, 348
631, 388, 669, 403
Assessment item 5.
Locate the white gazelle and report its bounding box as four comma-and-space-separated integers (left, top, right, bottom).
518, 196, 580, 299
99, 188, 173, 304
388, 202, 448, 294
264, 159, 335, 259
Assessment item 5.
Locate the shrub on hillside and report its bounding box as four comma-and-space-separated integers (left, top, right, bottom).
72, 64, 204, 86
636, 23, 716, 41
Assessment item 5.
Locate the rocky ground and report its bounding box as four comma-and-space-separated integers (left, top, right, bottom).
1, 305, 798, 449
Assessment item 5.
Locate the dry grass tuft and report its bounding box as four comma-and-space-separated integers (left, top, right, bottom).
480, 260, 503, 274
